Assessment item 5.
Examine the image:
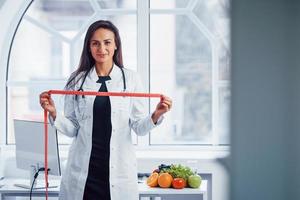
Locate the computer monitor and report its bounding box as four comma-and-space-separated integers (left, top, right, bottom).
14, 119, 61, 189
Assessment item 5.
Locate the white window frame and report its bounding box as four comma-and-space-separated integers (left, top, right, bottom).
1, 0, 230, 151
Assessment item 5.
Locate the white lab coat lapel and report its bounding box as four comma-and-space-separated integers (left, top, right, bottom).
105, 65, 124, 137
83, 65, 124, 137
83, 64, 123, 92
80, 65, 122, 116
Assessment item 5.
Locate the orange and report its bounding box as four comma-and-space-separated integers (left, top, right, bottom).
147, 172, 159, 187
158, 173, 173, 188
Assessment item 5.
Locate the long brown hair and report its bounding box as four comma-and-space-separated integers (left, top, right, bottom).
66, 20, 123, 89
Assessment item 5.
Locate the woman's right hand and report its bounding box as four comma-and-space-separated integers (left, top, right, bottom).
39, 92, 57, 120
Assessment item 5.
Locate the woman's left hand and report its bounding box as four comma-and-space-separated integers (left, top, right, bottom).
151, 95, 172, 124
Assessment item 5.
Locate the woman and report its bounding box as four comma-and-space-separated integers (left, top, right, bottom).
39, 20, 172, 200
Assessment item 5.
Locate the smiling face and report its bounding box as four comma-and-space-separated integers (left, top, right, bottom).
89, 28, 117, 66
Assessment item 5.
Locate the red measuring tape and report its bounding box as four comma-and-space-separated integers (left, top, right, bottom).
43, 90, 162, 199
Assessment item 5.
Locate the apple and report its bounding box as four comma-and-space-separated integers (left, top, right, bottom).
188, 174, 202, 188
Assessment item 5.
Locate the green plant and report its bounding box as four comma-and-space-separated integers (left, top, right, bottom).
159, 164, 195, 181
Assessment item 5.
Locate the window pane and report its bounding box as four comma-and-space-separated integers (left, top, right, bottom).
150, 14, 212, 144
193, 0, 230, 81
218, 86, 230, 144
26, 0, 94, 40
219, 43, 231, 81
150, 0, 190, 9
111, 15, 137, 70
97, 0, 136, 9
7, 85, 66, 144
9, 20, 71, 81
149, 0, 231, 145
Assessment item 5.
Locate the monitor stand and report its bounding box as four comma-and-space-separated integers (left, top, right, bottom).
14, 165, 58, 189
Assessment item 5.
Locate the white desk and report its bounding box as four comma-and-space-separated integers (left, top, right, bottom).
0, 179, 207, 200
0, 179, 60, 200
139, 180, 207, 200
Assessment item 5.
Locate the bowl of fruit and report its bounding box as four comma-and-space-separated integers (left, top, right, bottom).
146, 164, 202, 189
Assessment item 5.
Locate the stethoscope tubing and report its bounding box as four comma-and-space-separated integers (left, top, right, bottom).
77, 66, 127, 99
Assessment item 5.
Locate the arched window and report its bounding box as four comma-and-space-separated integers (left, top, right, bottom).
4, 0, 230, 147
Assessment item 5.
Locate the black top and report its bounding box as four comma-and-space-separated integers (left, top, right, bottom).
83, 76, 112, 200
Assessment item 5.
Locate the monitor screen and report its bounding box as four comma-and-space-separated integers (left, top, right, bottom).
14, 119, 61, 176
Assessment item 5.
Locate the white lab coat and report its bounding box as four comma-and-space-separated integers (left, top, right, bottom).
50, 65, 163, 200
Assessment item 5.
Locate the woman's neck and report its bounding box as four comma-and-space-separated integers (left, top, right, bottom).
95, 62, 113, 76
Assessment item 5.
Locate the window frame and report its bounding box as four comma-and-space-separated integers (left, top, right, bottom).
2, 0, 230, 149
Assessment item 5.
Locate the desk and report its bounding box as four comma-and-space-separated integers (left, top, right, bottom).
0, 179, 207, 200
0, 179, 60, 200
139, 180, 207, 200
